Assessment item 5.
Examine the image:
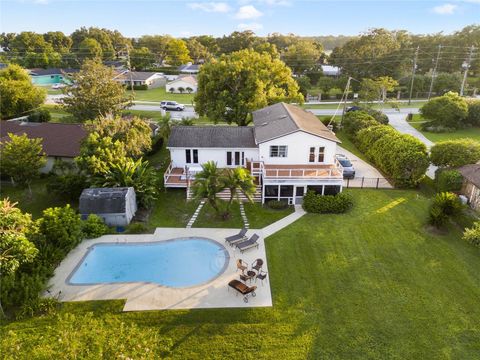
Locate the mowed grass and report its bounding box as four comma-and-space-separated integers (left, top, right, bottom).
127, 87, 195, 104
2, 189, 479, 358
146, 189, 199, 228
244, 202, 294, 229
409, 114, 480, 142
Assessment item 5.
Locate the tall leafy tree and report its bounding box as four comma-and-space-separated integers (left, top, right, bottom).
43, 31, 72, 53
130, 47, 155, 70
282, 39, 322, 74
0, 199, 38, 318
165, 38, 191, 66
0, 134, 46, 191
136, 35, 171, 65
185, 38, 213, 63
60, 59, 131, 121
87, 116, 152, 158
77, 38, 103, 62
0, 64, 46, 119
195, 49, 303, 126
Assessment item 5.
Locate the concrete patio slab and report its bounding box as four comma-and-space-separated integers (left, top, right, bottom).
46, 228, 272, 312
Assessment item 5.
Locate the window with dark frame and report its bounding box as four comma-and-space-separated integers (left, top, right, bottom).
309, 147, 315, 162
227, 151, 232, 166
185, 149, 191, 164
193, 149, 198, 163
270, 145, 288, 157
318, 146, 325, 162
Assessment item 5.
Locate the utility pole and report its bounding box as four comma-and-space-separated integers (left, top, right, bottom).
460, 45, 475, 96
428, 44, 442, 100
341, 77, 352, 126
126, 46, 134, 93
408, 46, 419, 105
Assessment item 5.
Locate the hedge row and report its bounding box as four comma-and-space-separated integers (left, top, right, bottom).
343, 110, 429, 188
303, 191, 353, 213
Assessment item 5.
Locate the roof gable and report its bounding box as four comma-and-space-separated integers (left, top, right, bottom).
168, 126, 256, 148
253, 103, 340, 144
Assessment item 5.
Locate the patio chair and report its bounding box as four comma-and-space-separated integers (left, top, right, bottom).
225, 228, 248, 246
236, 259, 248, 273
256, 270, 268, 286
251, 258, 263, 272
228, 279, 257, 303
235, 234, 260, 253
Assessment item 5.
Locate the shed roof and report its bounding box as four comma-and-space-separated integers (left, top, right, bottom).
168, 126, 256, 148
459, 164, 480, 188
0, 120, 87, 157
252, 102, 340, 144
79, 187, 133, 214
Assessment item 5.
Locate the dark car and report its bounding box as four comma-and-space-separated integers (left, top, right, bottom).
336, 154, 355, 179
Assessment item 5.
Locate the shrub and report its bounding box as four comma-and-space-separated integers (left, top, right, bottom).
320, 117, 339, 132
267, 200, 289, 210
342, 110, 378, 137
463, 221, 480, 247
124, 84, 148, 90
466, 100, 480, 126
46, 173, 88, 202
435, 169, 463, 192
303, 191, 353, 214
81, 214, 109, 239
16, 297, 59, 320
27, 109, 51, 123
420, 92, 468, 129
428, 192, 463, 228
360, 107, 389, 124
430, 139, 480, 167
125, 222, 149, 234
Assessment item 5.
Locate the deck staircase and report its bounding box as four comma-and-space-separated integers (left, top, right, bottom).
187, 185, 262, 202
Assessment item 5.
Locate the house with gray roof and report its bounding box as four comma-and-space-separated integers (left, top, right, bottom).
178, 62, 201, 74
115, 71, 166, 89
165, 103, 344, 204
79, 187, 137, 227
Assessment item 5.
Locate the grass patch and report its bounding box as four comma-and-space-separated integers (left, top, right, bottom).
409, 114, 480, 142
2, 189, 480, 358
146, 189, 199, 228
244, 202, 294, 228
194, 200, 243, 228
0, 178, 70, 218
127, 87, 195, 104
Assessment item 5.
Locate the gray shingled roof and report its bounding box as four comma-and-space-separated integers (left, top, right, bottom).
118, 71, 161, 81
459, 164, 480, 188
168, 126, 256, 148
253, 102, 340, 144
79, 187, 131, 214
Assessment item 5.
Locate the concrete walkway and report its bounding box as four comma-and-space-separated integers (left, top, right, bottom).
186, 200, 205, 228
386, 113, 437, 179
261, 205, 306, 238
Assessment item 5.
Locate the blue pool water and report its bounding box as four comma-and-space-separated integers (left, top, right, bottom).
31, 74, 71, 85
69, 238, 229, 288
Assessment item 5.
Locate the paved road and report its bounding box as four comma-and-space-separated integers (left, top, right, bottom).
309, 108, 420, 116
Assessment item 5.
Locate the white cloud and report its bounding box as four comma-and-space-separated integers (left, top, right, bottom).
239, 0, 291, 6
188, 2, 231, 13
432, 3, 458, 14
238, 23, 264, 31
235, 5, 263, 19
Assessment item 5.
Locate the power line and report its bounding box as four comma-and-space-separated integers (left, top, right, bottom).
428, 44, 442, 100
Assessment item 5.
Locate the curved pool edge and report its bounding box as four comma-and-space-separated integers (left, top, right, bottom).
65, 236, 230, 290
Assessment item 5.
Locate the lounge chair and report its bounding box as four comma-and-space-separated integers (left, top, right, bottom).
228, 279, 257, 302
251, 258, 263, 272
236, 259, 248, 273
225, 228, 248, 246
235, 234, 260, 253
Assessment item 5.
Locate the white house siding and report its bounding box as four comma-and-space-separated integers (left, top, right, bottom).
258, 131, 338, 165
166, 80, 198, 94
169, 147, 259, 168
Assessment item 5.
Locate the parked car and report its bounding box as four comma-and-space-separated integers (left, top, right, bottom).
336, 154, 355, 179
160, 101, 185, 111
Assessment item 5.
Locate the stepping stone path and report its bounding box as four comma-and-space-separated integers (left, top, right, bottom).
239, 202, 249, 229
186, 200, 205, 228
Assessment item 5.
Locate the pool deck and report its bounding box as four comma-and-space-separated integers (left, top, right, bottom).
46, 228, 273, 312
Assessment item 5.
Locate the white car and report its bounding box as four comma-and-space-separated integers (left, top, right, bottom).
160, 101, 185, 111
51, 83, 66, 90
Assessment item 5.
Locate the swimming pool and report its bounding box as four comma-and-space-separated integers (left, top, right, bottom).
31, 74, 71, 85
68, 238, 229, 288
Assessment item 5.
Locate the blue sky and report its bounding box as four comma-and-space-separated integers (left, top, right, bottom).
0, 0, 478, 37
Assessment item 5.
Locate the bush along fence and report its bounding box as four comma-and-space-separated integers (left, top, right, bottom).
342, 111, 430, 188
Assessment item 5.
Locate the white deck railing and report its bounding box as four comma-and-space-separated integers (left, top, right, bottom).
247, 158, 343, 179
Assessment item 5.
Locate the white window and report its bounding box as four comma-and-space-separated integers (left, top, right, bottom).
270, 145, 288, 158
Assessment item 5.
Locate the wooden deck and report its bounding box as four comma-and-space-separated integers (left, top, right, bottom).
164, 167, 188, 188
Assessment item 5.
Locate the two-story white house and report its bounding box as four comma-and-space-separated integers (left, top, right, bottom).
164, 102, 344, 204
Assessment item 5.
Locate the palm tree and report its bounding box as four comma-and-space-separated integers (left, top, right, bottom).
223, 167, 256, 214
191, 161, 225, 215
157, 113, 172, 140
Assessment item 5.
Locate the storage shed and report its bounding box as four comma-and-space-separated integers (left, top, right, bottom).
458, 164, 480, 211
79, 187, 137, 226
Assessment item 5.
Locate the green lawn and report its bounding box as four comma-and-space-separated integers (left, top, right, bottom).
127, 87, 195, 104
146, 189, 199, 228
0, 178, 70, 219
2, 189, 479, 358
194, 200, 243, 228
409, 114, 480, 142
244, 202, 294, 228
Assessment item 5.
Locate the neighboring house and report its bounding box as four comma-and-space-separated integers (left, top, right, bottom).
79, 187, 137, 227
164, 102, 344, 204
116, 71, 166, 89
458, 164, 480, 211
166, 75, 198, 94
29, 68, 79, 86
0, 120, 87, 173
104, 60, 126, 70
321, 65, 341, 77
178, 62, 200, 74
